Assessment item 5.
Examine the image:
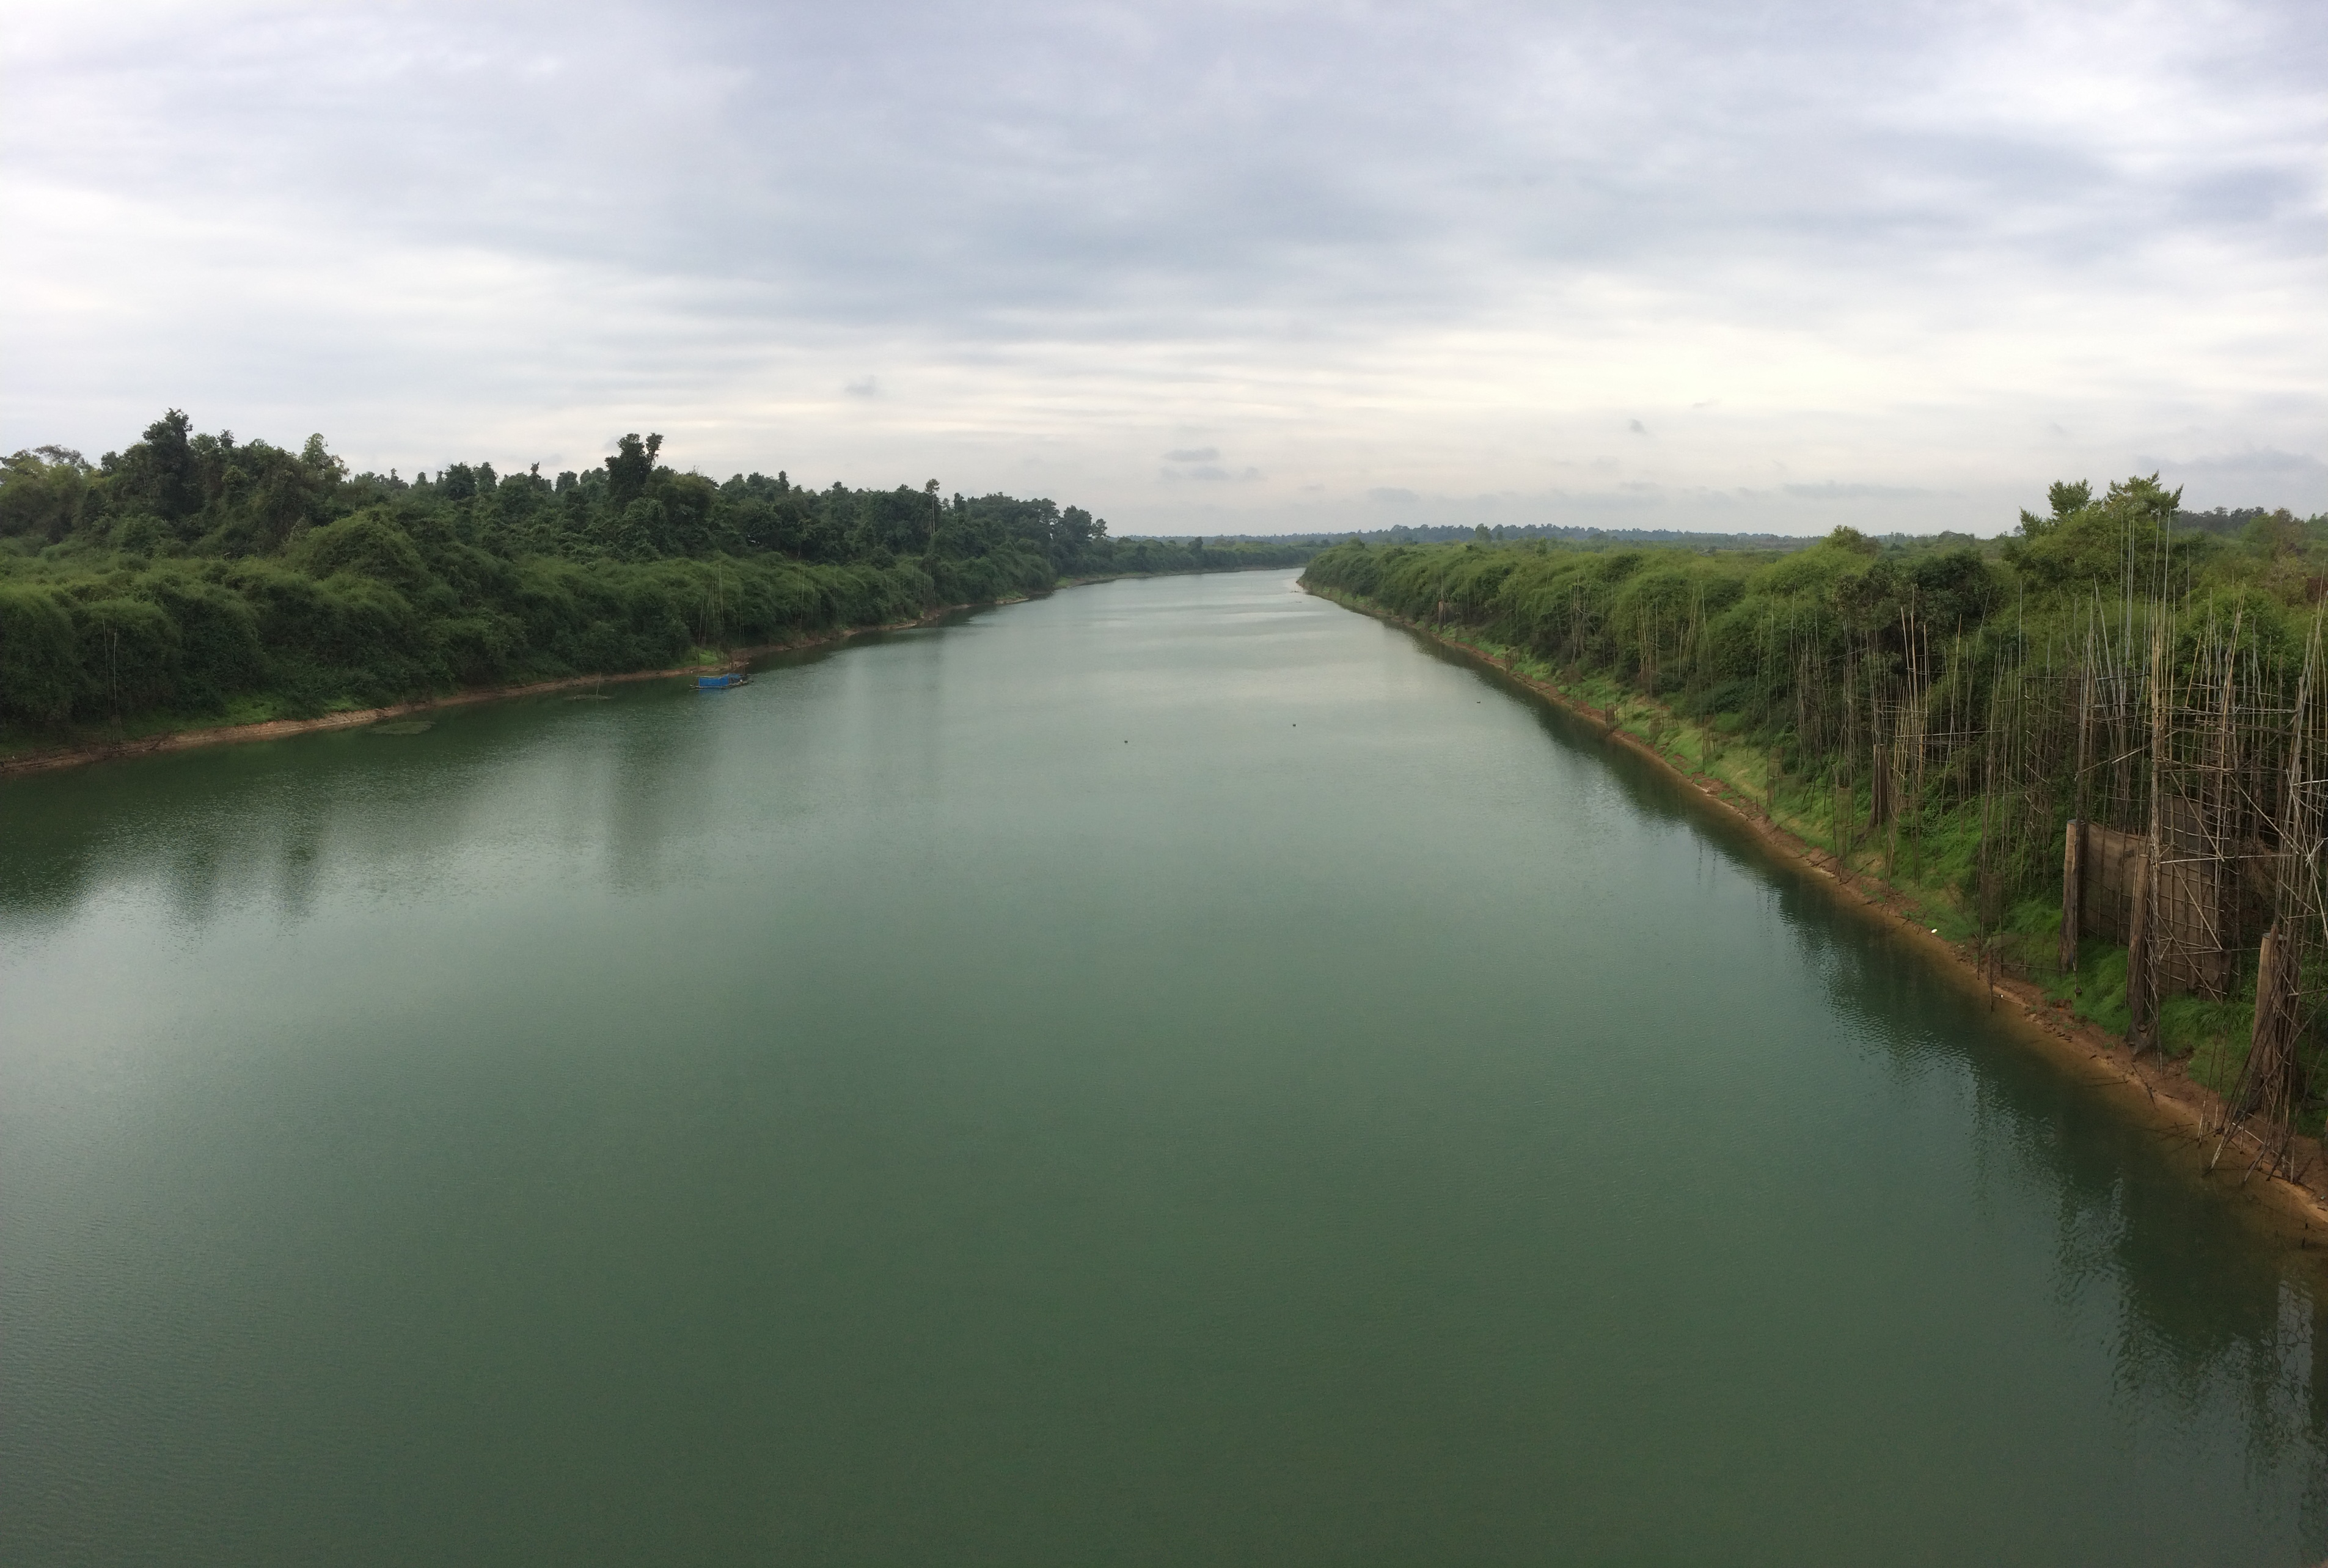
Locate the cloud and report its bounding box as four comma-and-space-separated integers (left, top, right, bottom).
1, 0, 2319, 533
1367, 487, 1420, 504
1782, 482, 1949, 501
2152, 447, 2328, 479
2146, 447, 2328, 511
1158, 444, 1259, 482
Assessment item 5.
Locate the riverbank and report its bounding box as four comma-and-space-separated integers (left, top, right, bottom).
1306, 582, 2328, 1237
0, 565, 1292, 782
0, 614, 900, 779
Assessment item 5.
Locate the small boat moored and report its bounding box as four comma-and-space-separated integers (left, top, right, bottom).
695, 672, 749, 691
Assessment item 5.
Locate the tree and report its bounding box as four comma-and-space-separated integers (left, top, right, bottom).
0, 447, 95, 543
608, 497, 666, 562
2048, 480, 2092, 518
607, 434, 658, 510
106, 409, 205, 527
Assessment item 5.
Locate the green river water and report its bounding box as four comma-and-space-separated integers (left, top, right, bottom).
3, 570, 2323, 1564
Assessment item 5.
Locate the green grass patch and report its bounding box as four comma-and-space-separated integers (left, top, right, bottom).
2044, 942, 2132, 1036
2164, 995, 2254, 1094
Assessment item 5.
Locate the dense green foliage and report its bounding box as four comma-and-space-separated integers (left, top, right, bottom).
0, 415, 1308, 739
1305, 480, 2322, 780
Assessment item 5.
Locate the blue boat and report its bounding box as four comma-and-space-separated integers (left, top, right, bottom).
695, 672, 749, 691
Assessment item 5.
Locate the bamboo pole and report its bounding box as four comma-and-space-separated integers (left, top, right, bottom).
2062, 651, 2093, 975
2060, 819, 2084, 973
2131, 615, 2168, 1052
2127, 843, 2154, 1051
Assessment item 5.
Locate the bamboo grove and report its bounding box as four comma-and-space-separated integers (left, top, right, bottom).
1303, 477, 2328, 1166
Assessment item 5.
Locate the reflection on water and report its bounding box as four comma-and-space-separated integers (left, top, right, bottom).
0, 668, 752, 925
4, 579, 2324, 1564
1762, 787, 2328, 1538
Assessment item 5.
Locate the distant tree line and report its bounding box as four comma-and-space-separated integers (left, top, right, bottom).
0, 414, 1311, 738
1304, 483, 2326, 758
1286, 522, 1832, 550
1223, 508, 2289, 552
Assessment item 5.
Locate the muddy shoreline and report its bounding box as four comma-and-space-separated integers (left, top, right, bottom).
1309, 583, 2328, 1239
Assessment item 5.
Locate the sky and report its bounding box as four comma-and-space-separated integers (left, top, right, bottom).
2, 0, 2321, 537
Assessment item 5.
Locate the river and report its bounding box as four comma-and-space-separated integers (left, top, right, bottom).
3, 570, 2323, 1564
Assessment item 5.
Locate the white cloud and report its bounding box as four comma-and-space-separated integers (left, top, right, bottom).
1, 0, 2321, 530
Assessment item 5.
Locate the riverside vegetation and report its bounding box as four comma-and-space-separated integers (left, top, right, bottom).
0, 413, 1309, 751
1304, 482, 2328, 1165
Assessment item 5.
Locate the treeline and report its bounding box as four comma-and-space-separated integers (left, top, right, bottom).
1329, 511, 2277, 551
0, 414, 1309, 738
1317, 522, 1830, 550
1305, 478, 2322, 779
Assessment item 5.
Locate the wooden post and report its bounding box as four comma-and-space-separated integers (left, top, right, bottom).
2249, 922, 2291, 1115
2060, 819, 2084, 973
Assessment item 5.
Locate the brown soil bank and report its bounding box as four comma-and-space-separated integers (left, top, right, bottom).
1307, 582, 2328, 1239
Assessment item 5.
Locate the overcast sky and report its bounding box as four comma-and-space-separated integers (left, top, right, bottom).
4, 0, 2321, 535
